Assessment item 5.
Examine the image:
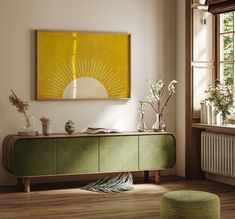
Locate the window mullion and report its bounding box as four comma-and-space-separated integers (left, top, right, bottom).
216, 15, 221, 80
234, 12, 235, 87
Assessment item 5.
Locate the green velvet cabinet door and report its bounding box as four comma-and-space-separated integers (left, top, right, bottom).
13, 138, 57, 176
139, 134, 176, 170
58, 137, 99, 174
99, 136, 138, 172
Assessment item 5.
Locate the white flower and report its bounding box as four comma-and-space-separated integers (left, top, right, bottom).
168, 80, 178, 95
156, 79, 164, 92
138, 101, 146, 114
139, 76, 177, 115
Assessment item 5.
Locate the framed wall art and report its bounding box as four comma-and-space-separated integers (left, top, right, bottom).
36, 30, 131, 100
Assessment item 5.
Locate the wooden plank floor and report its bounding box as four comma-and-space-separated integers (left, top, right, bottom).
0, 176, 234, 219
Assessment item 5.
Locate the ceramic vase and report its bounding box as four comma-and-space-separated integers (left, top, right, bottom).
65, 120, 76, 134
42, 123, 52, 135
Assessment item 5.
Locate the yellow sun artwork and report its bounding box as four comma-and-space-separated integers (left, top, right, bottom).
36, 31, 131, 100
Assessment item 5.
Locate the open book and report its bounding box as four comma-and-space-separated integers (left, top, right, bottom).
85, 127, 121, 134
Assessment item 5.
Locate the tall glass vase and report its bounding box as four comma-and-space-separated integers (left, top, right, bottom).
137, 112, 147, 132
216, 112, 228, 125
152, 113, 160, 131
221, 112, 228, 125
152, 113, 166, 132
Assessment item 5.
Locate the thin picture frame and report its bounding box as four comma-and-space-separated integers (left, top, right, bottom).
35, 30, 131, 100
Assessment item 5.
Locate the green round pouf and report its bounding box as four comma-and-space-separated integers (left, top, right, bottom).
160, 190, 220, 219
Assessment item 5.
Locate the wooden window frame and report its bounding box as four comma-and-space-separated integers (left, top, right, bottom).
186, 0, 216, 179
186, 3, 235, 179
216, 12, 235, 83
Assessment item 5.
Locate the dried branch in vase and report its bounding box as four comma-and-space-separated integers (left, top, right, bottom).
40, 117, 52, 135
9, 90, 30, 127
40, 117, 51, 125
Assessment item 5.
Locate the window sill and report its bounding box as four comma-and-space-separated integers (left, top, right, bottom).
192, 123, 235, 135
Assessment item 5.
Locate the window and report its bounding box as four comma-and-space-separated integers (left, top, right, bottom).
218, 12, 235, 86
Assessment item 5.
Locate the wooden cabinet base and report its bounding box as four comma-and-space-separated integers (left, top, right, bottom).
144, 171, 149, 182
21, 171, 162, 192
155, 170, 161, 184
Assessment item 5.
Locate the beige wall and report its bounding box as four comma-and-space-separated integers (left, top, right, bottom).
176, 0, 186, 177
0, 0, 177, 185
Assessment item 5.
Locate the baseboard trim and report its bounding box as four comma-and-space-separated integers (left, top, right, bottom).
206, 172, 235, 186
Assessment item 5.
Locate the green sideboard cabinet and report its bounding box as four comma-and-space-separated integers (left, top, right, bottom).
2, 132, 176, 192
139, 135, 176, 170
99, 136, 139, 172
14, 138, 57, 176
58, 137, 99, 174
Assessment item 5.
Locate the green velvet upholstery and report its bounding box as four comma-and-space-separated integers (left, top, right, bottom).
99, 136, 138, 172
14, 138, 57, 176
139, 135, 176, 170
160, 190, 220, 219
58, 137, 99, 174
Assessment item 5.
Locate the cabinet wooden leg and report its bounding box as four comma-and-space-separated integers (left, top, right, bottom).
155, 170, 161, 184
24, 178, 30, 193
144, 171, 149, 182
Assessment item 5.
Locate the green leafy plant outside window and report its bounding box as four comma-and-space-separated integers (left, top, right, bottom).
220, 12, 234, 86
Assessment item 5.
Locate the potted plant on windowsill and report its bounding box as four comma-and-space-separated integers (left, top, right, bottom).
205, 80, 234, 125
